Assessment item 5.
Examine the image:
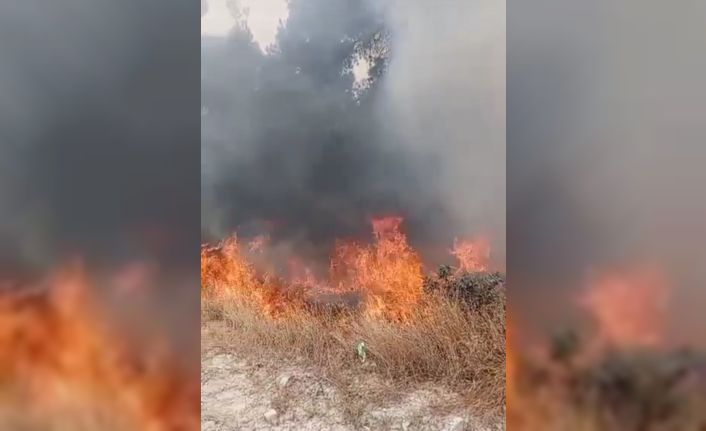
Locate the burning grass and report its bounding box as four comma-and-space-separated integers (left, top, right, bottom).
0, 264, 199, 431
201, 218, 506, 418
508, 267, 706, 431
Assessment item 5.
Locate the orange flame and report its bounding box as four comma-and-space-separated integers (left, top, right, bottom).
580, 266, 670, 349
288, 257, 322, 290
201, 235, 306, 317
451, 237, 491, 273
0, 263, 198, 430
201, 217, 438, 321
505, 319, 530, 429
371, 215, 404, 239
333, 216, 424, 321
506, 320, 518, 398
506, 265, 676, 430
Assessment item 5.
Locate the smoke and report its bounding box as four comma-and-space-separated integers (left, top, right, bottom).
508, 1, 706, 344
0, 0, 201, 356
0, 0, 200, 274
201, 0, 505, 266
379, 0, 506, 264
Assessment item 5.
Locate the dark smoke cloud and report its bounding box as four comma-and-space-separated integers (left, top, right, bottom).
201, 0, 505, 266
508, 1, 706, 344
0, 0, 200, 274
0, 0, 201, 356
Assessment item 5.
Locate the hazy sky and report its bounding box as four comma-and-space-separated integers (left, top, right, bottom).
201, 0, 288, 49
201, 0, 370, 96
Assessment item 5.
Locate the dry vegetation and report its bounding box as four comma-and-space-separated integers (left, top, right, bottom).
509, 332, 706, 431
201, 267, 506, 422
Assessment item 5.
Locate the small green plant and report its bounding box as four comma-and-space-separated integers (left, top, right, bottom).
356, 341, 367, 362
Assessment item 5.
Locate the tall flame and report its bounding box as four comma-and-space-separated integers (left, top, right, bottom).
0, 263, 198, 430
333, 216, 424, 321
201, 217, 458, 321
201, 235, 300, 317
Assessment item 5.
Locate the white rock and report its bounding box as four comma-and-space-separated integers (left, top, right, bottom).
201, 420, 217, 431
209, 354, 233, 369
278, 374, 291, 388
264, 408, 279, 424
445, 416, 465, 431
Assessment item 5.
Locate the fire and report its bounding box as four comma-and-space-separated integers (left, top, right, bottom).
451, 237, 491, 273
332, 216, 424, 321
201, 235, 261, 297
201, 235, 300, 317
580, 266, 670, 349
288, 257, 321, 290
371, 215, 404, 239
505, 320, 529, 429
201, 216, 475, 322
0, 263, 198, 430
505, 320, 518, 398
507, 265, 678, 430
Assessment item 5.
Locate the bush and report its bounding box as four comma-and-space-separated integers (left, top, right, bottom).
424, 266, 505, 312
512, 332, 706, 431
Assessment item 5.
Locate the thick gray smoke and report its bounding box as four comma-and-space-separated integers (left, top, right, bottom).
508, 1, 706, 344
380, 0, 506, 264
0, 0, 200, 274
0, 0, 201, 356
201, 0, 505, 266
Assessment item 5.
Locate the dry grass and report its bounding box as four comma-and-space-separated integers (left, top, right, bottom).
202, 270, 506, 418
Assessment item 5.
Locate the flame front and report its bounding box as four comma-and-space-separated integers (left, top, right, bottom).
0, 264, 198, 431
201, 216, 487, 322
201, 235, 303, 317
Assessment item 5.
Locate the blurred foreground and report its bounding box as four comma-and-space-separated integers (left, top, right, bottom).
0, 265, 199, 431
508, 268, 706, 430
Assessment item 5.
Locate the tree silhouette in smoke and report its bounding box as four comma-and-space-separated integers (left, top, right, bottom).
201, 0, 446, 258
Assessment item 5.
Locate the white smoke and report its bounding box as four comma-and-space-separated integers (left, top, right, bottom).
380, 0, 506, 265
